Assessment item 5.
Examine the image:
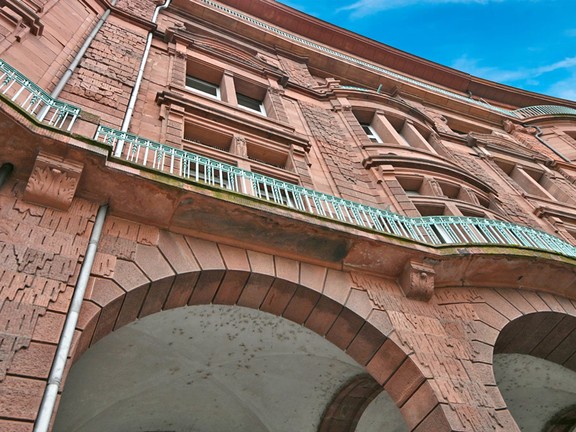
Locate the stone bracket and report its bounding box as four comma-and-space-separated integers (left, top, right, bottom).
398, 259, 435, 301
24, 152, 83, 211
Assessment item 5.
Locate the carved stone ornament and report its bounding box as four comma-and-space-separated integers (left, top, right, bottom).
24, 153, 83, 211
398, 260, 435, 301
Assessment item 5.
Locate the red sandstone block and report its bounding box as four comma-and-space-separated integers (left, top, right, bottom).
556, 296, 576, 316
305, 296, 342, 336
486, 385, 507, 410
188, 270, 225, 305
470, 340, 493, 363
163, 272, 199, 309
32, 311, 65, 344
85, 277, 125, 308
520, 290, 551, 312
136, 225, 159, 246
530, 315, 576, 359
91, 252, 117, 278
236, 273, 275, 309
213, 270, 249, 305
70, 315, 98, 362
299, 262, 327, 294
414, 403, 460, 432
274, 256, 300, 284
493, 409, 521, 431
9, 342, 56, 379
476, 289, 522, 321
112, 260, 150, 293
104, 216, 140, 241
218, 244, 250, 272
473, 303, 509, 331
282, 286, 321, 324
135, 244, 175, 282
139, 276, 175, 317
400, 380, 438, 430
366, 339, 407, 385
549, 328, 576, 365
468, 321, 500, 345
346, 323, 386, 366
322, 269, 352, 304
248, 251, 276, 276
98, 235, 137, 260
344, 289, 373, 320
260, 279, 297, 315
186, 237, 225, 270
384, 356, 426, 406
469, 361, 496, 386
114, 284, 150, 329
47, 284, 73, 313
538, 292, 566, 313
91, 296, 124, 344
76, 300, 101, 333
0, 419, 33, 432
0, 376, 44, 421
497, 313, 561, 354
157, 231, 200, 274
367, 309, 394, 337
325, 308, 365, 350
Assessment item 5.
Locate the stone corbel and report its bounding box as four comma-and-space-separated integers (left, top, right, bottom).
24, 153, 83, 211
398, 259, 435, 301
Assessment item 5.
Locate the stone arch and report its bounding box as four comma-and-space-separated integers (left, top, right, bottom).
65, 231, 445, 431
318, 374, 382, 432
450, 286, 576, 431
495, 312, 576, 368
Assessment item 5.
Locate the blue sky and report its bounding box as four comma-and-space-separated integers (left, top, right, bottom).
278, 0, 576, 102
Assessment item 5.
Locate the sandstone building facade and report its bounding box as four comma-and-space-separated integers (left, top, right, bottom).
1, 0, 576, 431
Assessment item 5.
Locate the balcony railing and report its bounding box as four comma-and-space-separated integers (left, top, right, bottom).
512, 105, 576, 119
95, 125, 576, 259
0, 59, 80, 131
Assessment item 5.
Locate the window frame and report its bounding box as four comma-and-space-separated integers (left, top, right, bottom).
185, 75, 221, 99
361, 123, 383, 143
236, 92, 266, 115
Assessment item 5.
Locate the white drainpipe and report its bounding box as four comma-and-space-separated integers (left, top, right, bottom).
115, 0, 172, 156
37, 0, 118, 121
33, 204, 108, 432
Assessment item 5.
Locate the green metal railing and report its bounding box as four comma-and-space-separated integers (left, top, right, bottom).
512, 105, 576, 119
0, 58, 574, 257
95, 125, 576, 259
0, 59, 80, 130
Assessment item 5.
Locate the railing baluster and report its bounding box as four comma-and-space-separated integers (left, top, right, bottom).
91, 124, 576, 259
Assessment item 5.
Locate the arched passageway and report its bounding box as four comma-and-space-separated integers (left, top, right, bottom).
55, 304, 408, 431
493, 312, 576, 432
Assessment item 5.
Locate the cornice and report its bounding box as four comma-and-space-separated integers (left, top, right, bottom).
204, 0, 576, 110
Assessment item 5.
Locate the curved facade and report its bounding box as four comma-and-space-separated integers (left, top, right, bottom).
0, 1, 575, 431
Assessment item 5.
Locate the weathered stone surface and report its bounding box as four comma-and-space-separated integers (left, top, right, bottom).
24, 153, 83, 211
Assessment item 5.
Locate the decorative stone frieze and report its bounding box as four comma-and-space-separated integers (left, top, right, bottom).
399, 260, 435, 301
24, 153, 83, 211
0, 301, 43, 380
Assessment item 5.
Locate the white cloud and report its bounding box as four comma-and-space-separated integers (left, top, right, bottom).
450, 55, 530, 83
451, 55, 576, 82
450, 55, 576, 101
545, 73, 576, 102
338, 0, 501, 17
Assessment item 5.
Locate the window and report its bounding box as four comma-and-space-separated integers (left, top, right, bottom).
237, 93, 265, 115
186, 76, 220, 99
361, 124, 382, 143
493, 159, 573, 202
183, 122, 231, 152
